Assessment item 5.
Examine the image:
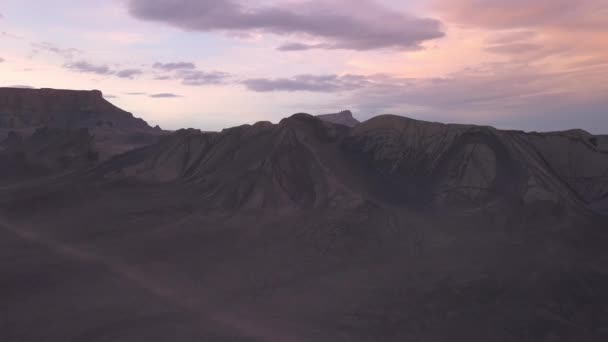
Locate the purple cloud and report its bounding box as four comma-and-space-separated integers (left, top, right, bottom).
127, 0, 444, 51
149, 93, 182, 98
64, 61, 113, 75
276, 42, 331, 51
153, 62, 196, 71
242, 74, 370, 92
31, 42, 81, 60
181, 70, 231, 86
150, 63, 231, 85
237, 64, 608, 133
64, 61, 146, 80
116, 68, 144, 79
340, 65, 608, 133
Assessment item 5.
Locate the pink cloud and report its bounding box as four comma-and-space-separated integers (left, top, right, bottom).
433, 0, 607, 69
435, 0, 607, 31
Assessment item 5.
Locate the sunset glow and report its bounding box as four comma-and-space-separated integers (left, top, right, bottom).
1, 0, 606, 132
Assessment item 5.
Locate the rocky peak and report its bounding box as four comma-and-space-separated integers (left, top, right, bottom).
317, 110, 360, 127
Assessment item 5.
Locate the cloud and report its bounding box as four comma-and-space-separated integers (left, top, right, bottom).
8, 85, 35, 89
481, 31, 569, 60
127, 0, 444, 51
181, 70, 231, 86
150, 61, 231, 85
435, 0, 608, 31
31, 42, 81, 60
242, 74, 370, 92
104, 94, 119, 99
241, 61, 608, 132
125, 92, 147, 95
116, 68, 144, 79
64, 61, 113, 75
435, 0, 607, 69
0, 57, 4, 63
276, 42, 332, 51
339, 64, 608, 132
487, 31, 538, 45
149, 93, 182, 98
485, 43, 544, 55
153, 62, 196, 71
31, 41, 143, 80
1, 31, 24, 40
64, 62, 144, 79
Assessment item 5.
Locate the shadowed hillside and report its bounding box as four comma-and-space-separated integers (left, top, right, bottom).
0, 127, 97, 182
89, 113, 608, 216
0, 87, 167, 159
1, 101, 608, 342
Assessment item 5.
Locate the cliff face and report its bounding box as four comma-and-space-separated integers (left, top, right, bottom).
344, 115, 608, 212
0, 87, 152, 131
93, 113, 608, 216
317, 110, 360, 127
95, 116, 361, 210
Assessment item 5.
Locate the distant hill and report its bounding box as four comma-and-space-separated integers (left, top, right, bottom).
317, 110, 360, 127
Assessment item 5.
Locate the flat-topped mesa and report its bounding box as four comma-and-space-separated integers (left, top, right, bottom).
0, 87, 153, 131
317, 110, 360, 127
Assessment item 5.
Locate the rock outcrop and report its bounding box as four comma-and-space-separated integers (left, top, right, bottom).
317, 110, 360, 127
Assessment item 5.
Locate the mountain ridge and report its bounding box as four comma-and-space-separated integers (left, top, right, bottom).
2, 96, 608, 342
87, 112, 608, 217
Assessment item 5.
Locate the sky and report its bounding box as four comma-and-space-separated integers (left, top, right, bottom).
1, 0, 607, 133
